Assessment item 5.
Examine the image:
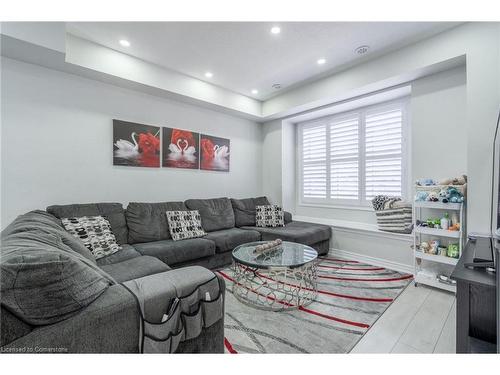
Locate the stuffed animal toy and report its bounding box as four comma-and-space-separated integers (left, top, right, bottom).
416, 178, 437, 186
419, 242, 430, 253
427, 191, 439, 202
429, 240, 440, 255
448, 223, 460, 231
415, 191, 429, 201
438, 175, 467, 186
447, 187, 464, 203
438, 187, 450, 203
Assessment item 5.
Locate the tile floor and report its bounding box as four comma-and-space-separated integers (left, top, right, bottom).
351, 281, 456, 353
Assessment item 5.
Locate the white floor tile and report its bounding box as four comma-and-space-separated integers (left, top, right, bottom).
398, 288, 455, 353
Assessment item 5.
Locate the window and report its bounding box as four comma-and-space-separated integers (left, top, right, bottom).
299, 99, 408, 207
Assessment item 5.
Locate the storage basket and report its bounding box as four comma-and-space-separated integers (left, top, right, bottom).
373, 199, 413, 234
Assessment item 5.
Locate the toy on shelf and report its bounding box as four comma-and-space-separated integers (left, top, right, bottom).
447, 243, 459, 258
416, 178, 437, 186
415, 191, 429, 201
429, 240, 440, 255
448, 223, 460, 231
437, 175, 467, 186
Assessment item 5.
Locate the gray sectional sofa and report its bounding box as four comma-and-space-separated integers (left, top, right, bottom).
0, 196, 331, 353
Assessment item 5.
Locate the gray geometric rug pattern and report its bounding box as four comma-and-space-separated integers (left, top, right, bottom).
217, 256, 412, 353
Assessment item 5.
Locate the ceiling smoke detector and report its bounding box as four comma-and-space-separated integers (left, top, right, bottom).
272, 83, 282, 90
355, 45, 370, 55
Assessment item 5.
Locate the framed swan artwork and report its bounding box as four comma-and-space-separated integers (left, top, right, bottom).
162, 127, 200, 169
200, 134, 230, 172
113, 120, 161, 168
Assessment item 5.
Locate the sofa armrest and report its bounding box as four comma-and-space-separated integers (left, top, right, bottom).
284, 211, 293, 224
2, 285, 140, 353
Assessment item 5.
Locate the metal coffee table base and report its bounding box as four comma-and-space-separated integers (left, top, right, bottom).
232, 261, 318, 311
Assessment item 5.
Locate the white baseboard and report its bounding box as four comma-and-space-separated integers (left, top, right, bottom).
328, 248, 413, 274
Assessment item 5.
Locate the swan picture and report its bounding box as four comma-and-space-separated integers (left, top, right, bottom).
114, 132, 139, 159
200, 134, 230, 172
113, 120, 161, 168
162, 127, 200, 169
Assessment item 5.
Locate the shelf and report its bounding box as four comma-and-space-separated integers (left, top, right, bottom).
414, 201, 462, 210
415, 226, 461, 238
414, 272, 456, 293
414, 251, 459, 265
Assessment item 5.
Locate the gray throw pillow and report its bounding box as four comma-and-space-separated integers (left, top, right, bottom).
166, 210, 206, 241
61, 216, 121, 260
0, 231, 112, 325
256, 205, 285, 227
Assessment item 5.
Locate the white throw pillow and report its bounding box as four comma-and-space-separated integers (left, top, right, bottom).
255, 205, 285, 227
61, 216, 121, 260
166, 210, 206, 241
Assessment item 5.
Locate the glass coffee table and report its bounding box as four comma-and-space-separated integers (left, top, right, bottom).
231, 241, 318, 311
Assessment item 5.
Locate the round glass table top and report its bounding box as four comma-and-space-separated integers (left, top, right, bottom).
232, 241, 318, 268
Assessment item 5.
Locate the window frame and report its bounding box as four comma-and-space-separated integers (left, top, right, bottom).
297, 97, 410, 209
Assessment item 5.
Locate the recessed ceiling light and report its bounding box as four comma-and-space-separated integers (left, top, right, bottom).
251, 89, 259, 95
205, 72, 213, 78
355, 45, 370, 55
119, 39, 130, 47
317, 58, 326, 65
270, 26, 281, 34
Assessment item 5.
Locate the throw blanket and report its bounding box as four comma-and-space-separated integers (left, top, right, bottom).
372, 195, 402, 211
122, 266, 223, 353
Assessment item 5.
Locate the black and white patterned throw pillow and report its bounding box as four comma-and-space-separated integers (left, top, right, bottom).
61, 216, 121, 260
256, 205, 284, 227
166, 210, 206, 241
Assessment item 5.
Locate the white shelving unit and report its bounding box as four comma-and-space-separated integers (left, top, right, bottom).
413, 194, 466, 293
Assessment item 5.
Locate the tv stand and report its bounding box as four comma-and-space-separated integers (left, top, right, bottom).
451, 237, 497, 353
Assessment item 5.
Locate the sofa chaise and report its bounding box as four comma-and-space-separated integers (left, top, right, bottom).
0, 196, 331, 353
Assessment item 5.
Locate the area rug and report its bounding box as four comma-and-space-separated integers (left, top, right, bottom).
217, 256, 412, 353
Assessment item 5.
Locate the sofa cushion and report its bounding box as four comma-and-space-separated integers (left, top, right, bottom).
256, 205, 284, 227
230, 196, 270, 227
185, 198, 235, 232
61, 216, 121, 260
241, 221, 331, 245
99, 256, 170, 283
96, 244, 141, 266
1, 210, 96, 264
0, 231, 112, 325
166, 210, 206, 241
47, 203, 128, 245
204, 228, 261, 253
133, 238, 216, 266
125, 201, 187, 243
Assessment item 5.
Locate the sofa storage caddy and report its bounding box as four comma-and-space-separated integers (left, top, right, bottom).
122, 266, 224, 353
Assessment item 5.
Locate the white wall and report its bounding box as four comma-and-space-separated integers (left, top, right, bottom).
261, 119, 282, 205
263, 66, 468, 226
1, 58, 263, 227
411, 66, 467, 181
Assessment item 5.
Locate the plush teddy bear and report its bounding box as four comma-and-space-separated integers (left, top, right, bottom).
438, 175, 467, 186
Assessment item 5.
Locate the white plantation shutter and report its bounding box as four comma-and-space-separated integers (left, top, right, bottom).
364, 107, 403, 201
301, 123, 327, 199
299, 98, 407, 206
329, 115, 359, 200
